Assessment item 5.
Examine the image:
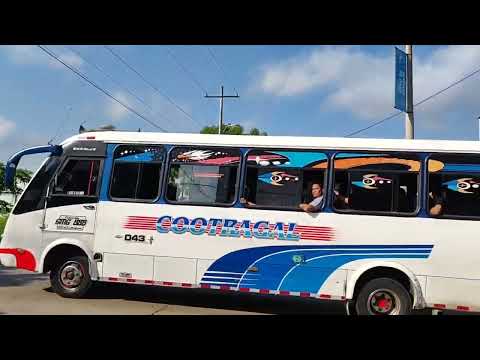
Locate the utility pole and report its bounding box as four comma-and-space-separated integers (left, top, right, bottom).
205, 85, 239, 134
405, 45, 414, 139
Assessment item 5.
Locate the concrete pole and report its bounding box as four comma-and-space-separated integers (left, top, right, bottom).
405, 45, 414, 139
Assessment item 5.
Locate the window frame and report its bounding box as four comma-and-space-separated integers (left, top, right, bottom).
49, 156, 104, 199
164, 145, 242, 208
330, 150, 422, 218
426, 152, 480, 221
240, 147, 329, 212
108, 144, 165, 204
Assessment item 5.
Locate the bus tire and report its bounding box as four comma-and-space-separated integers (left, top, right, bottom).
50, 255, 92, 298
355, 277, 412, 315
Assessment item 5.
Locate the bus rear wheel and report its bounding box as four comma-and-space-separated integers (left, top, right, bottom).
50, 255, 92, 298
354, 277, 412, 315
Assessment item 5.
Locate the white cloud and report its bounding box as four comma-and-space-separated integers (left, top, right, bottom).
0, 116, 16, 139
255, 45, 480, 126
106, 91, 130, 121
1, 45, 84, 69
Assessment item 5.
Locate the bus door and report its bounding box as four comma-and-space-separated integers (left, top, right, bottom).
42, 158, 102, 243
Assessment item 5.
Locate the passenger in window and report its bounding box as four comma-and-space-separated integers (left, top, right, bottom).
299, 183, 323, 212
240, 186, 256, 206
429, 191, 444, 216
333, 183, 350, 209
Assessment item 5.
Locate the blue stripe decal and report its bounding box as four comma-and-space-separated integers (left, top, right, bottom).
442, 164, 480, 172
274, 152, 327, 168
201, 245, 433, 294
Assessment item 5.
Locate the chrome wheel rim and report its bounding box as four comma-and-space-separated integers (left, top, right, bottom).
367, 289, 401, 315
59, 262, 84, 289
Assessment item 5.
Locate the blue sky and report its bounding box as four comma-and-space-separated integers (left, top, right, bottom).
0, 45, 479, 170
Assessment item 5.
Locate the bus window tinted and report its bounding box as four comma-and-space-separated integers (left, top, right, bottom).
242, 150, 328, 211
110, 145, 164, 201
333, 153, 419, 214
428, 155, 480, 218
166, 147, 240, 205
53, 159, 100, 197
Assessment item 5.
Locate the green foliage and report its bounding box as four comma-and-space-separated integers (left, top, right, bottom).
200, 123, 267, 136
0, 214, 7, 241
0, 161, 33, 214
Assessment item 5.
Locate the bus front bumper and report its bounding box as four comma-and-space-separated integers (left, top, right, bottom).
0, 249, 36, 271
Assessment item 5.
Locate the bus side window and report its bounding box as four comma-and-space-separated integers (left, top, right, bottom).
109, 145, 164, 201
165, 147, 241, 205
52, 159, 101, 197
428, 155, 480, 218
332, 152, 420, 215
242, 150, 328, 211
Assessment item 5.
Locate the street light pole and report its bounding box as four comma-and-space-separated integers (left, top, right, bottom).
405, 45, 414, 139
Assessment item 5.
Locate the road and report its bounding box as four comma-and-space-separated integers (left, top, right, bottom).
0, 266, 347, 315
1, 266, 474, 315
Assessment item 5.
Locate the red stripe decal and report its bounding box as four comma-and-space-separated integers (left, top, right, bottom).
239, 287, 250, 292
259, 289, 270, 294
108, 277, 118, 281
220, 285, 231, 291
300, 292, 311, 298
279, 290, 290, 296
201, 284, 211, 289
162, 282, 173, 286
144, 280, 154, 284
457, 306, 470, 311
434, 304, 446, 309
319, 294, 331, 299
126, 279, 136, 283
181, 283, 192, 287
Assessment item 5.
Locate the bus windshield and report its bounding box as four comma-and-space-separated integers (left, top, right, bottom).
12, 155, 62, 215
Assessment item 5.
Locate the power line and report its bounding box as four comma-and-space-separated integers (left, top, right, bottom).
344, 64, 480, 137
49, 105, 72, 144
205, 46, 238, 94
344, 111, 402, 137
63, 46, 173, 125
37, 45, 169, 132
165, 46, 209, 94
103, 45, 201, 128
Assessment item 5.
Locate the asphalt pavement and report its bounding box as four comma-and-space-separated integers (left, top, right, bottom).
0, 266, 347, 315
2, 266, 476, 315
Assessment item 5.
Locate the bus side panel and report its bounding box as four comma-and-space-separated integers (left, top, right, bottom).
426, 277, 480, 308
154, 256, 197, 284
102, 253, 154, 280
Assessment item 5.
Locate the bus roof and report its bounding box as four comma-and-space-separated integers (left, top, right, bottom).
62, 131, 480, 154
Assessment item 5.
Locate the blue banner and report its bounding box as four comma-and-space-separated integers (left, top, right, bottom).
394, 47, 407, 112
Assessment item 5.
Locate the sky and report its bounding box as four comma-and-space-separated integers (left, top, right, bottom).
0, 45, 480, 171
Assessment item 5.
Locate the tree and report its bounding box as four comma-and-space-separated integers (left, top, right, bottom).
248, 128, 268, 136
0, 162, 33, 213
200, 123, 267, 136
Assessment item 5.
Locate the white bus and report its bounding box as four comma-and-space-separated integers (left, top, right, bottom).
1, 131, 479, 315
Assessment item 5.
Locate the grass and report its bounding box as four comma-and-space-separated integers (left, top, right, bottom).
0, 213, 8, 242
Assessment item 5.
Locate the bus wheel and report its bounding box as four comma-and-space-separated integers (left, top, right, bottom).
355, 278, 412, 315
50, 256, 92, 298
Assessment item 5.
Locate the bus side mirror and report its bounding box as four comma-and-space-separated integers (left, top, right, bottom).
4, 162, 17, 189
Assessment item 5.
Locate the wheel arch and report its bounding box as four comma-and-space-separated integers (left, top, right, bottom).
345, 261, 426, 309
39, 239, 98, 280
